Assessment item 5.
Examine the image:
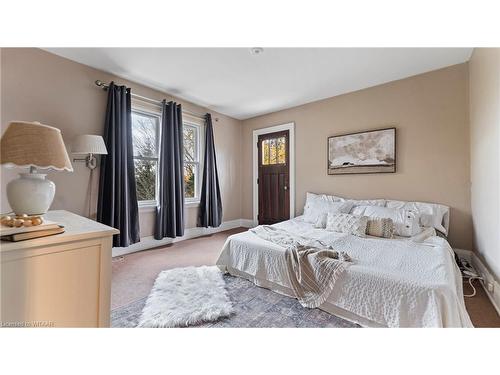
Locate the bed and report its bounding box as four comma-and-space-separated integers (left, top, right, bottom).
216, 196, 473, 328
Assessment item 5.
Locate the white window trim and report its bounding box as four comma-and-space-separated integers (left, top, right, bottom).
137, 202, 157, 212
183, 120, 205, 206
132, 108, 161, 207
252, 122, 295, 226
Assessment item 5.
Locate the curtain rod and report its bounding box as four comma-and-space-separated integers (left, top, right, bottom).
94, 80, 214, 121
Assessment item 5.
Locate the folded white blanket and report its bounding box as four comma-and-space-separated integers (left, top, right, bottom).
250, 225, 326, 246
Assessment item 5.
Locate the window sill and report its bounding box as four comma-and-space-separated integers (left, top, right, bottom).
138, 201, 200, 212
138, 204, 157, 213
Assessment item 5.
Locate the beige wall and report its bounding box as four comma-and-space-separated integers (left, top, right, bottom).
0, 48, 243, 238
0, 49, 478, 252
242, 63, 472, 249
469, 48, 500, 279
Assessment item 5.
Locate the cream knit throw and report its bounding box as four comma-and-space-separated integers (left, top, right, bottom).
285, 244, 350, 308
251, 225, 351, 308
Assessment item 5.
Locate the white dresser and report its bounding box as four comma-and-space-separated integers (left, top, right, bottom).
0, 210, 119, 327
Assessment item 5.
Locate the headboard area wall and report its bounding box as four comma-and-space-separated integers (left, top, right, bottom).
241, 63, 471, 249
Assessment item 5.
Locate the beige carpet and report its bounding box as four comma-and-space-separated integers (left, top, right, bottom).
112, 227, 500, 327
112, 228, 246, 309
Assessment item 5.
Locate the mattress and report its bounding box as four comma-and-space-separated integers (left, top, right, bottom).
216, 217, 473, 328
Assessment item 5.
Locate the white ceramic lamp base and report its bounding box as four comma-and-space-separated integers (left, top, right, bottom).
6, 172, 55, 215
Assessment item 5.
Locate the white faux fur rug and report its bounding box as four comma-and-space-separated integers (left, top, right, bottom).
138, 266, 234, 328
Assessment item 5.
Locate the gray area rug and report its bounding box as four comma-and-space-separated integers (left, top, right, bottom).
112, 274, 359, 328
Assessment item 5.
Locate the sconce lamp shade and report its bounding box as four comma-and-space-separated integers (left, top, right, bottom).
0, 121, 73, 171
71, 135, 108, 155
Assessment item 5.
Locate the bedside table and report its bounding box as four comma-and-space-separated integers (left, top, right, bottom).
1, 210, 119, 327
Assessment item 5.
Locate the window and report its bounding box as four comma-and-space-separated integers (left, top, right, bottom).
131, 110, 160, 205
183, 122, 201, 202
261, 136, 286, 165
131, 109, 203, 206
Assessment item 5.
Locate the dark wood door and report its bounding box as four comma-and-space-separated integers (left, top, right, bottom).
258, 130, 290, 225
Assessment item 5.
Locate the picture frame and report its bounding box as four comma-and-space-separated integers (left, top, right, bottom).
327, 127, 396, 175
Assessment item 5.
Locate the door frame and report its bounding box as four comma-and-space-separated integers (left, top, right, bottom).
252, 122, 295, 225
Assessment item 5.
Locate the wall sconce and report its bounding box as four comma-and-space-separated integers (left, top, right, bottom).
71, 135, 107, 218
71, 135, 108, 169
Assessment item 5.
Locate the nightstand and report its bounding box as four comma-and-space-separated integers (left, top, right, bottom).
1, 210, 119, 327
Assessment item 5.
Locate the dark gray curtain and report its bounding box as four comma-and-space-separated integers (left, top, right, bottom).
97, 82, 140, 247
155, 101, 185, 239
198, 113, 223, 227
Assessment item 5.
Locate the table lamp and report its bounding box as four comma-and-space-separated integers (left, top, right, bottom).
0, 121, 73, 215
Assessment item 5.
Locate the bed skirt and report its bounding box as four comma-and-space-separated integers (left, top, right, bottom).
219, 265, 385, 328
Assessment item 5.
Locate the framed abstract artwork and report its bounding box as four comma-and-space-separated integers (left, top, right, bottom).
327, 127, 396, 175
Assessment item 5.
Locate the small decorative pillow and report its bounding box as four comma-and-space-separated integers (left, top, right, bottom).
351, 205, 421, 237
366, 218, 395, 238
325, 213, 368, 237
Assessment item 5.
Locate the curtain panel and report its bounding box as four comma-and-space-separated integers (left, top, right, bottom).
198, 113, 223, 227
155, 100, 185, 239
97, 82, 140, 247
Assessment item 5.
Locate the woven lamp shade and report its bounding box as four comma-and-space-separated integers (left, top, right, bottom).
0, 121, 73, 171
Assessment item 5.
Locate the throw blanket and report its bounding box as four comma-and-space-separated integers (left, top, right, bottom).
251, 226, 351, 308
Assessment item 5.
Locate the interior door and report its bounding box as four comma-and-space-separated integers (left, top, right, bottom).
258, 130, 290, 225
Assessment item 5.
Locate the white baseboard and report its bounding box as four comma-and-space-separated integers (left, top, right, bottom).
112, 218, 256, 257
454, 248, 500, 316
240, 219, 257, 228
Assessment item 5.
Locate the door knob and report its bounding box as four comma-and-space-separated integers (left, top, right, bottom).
284, 186, 288, 190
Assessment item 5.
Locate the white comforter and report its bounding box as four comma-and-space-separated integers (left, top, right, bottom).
216, 217, 473, 328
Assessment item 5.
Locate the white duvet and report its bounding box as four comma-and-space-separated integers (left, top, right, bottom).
216, 217, 473, 328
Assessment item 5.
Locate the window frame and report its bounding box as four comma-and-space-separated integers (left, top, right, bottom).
130, 106, 205, 208
131, 108, 161, 208
183, 120, 204, 204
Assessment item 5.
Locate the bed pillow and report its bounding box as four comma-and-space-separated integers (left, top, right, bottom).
303, 199, 353, 224
313, 213, 329, 228
304, 192, 340, 210
351, 205, 421, 237
304, 192, 386, 211
385, 200, 449, 236
366, 218, 395, 238
348, 199, 386, 208
325, 213, 368, 237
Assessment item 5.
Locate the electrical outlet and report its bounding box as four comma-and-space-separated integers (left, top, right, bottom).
487, 282, 494, 292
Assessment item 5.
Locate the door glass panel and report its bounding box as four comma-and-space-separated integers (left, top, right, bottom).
277, 136, 286, 164
270, 138, 277, 164
262, 139, 269, 165
261, 136, 286, 165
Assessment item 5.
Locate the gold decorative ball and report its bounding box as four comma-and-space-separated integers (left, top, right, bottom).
31, 217, 43, 226
13, 219, 24, 227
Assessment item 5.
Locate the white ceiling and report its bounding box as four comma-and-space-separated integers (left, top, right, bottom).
44, 48, 473, 120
